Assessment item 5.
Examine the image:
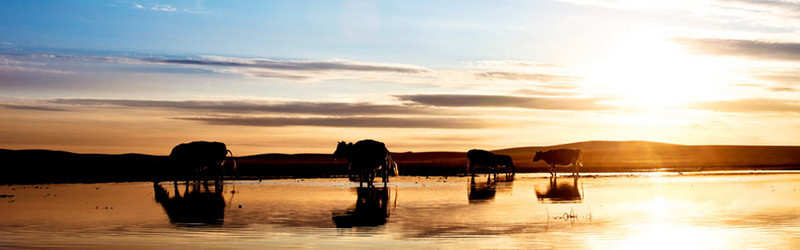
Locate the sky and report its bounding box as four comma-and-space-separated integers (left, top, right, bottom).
1, 0, 799, 155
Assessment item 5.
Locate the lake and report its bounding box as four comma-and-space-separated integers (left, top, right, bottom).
1, 172, 799, 249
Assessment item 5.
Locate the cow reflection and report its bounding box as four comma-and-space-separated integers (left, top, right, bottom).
535, 176, 582, 203
332, 187, 392, 228
468, 178, 496, 204
153, 181, 227, 225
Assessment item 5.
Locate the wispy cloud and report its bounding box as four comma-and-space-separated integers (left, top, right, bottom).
768, 87, 797, 92
177, 116, 489, 129
692, 98, 800, 113
558, 0, 800, 30
755, 73, 800, 85
3, 53, 432, 83
466, 60, 566, 69
474, 71, 579, 83
133, 3, 207, 14
0, 55, 71, 74
49, 98, 446, 116
677, 38, 800, 61
152, 56, 429, 74
397, 94, 610, 111
150, 4, 176, 12
0, 104, 68, 112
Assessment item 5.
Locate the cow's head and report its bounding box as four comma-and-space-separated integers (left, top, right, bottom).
533, 151, 542, 162
333, 141, 352, 159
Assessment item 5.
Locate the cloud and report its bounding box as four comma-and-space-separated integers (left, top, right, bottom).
49, 98, 447, 116
692, 98, 800, 113
153, 56, 430, 74
0, 42, 15, 49
755, 74, 800, 85
769, 87, 796, 92
151, 4, 176, 12
3, 53, 431, 83
396, 94, 610, 111
0, 55, 72, 74
467, 60, 565, 68
557, 0, 800, 30
0, 104, 68, 112
474, 71, 579, 83
677, 38, 800, 61
177, 116, 488, 129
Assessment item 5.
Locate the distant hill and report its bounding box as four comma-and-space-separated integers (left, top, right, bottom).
493, 140, 800, 172
2, 141, 800, 184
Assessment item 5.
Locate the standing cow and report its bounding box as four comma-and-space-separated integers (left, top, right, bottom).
467, 149, 498, 182
495, 154, 515, 180
334, 140, 397, 187
169, 141, 236, 180
533, 149, 583, 176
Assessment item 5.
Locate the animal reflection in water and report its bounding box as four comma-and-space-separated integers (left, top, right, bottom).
332, 187, 393, 228
535, 175, 582, 203
468, 180, 497, 204
153, 181, 233, 225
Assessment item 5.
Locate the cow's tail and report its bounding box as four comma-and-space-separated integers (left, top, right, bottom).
227, 149, 237, 171
387, 152, 399, 177
577, 149, 584, 167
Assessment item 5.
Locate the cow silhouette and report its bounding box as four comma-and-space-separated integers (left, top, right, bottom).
153, 181, 229, 225
334, 140, 398, 187
495, 154, 515, 181
467, 149, 498, 182
533, 149, 583, 176
332, 187, 392, 227
169, 141, 236, 180
535, 175, 582, 203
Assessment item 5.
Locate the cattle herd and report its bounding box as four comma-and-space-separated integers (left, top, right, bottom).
167, 139, 584, 187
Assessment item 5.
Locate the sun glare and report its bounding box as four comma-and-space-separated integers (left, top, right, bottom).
583, 33, 726, 109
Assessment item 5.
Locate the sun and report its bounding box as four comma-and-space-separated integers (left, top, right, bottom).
582, 33, 726, 110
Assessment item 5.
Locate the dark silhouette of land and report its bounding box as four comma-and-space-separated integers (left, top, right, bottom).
3, 141, 800, 184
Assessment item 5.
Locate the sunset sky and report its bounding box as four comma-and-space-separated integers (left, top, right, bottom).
1, 0, 799, 155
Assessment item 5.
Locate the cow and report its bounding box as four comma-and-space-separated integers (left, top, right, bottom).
467, 149, 498, 182
495, 154, 515, 180
334, 140, 398, 187
169, 141, 236, 180
533, 149, 583, 176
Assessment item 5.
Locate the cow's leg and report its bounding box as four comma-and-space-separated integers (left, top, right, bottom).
368, 168, 375, 188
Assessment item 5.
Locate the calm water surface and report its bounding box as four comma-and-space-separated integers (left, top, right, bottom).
1, 172, 800, 249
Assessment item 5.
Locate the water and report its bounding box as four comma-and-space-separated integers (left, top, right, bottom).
2, 172, 800, 249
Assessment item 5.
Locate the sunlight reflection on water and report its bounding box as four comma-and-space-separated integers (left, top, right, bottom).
1, 172, 800, 248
